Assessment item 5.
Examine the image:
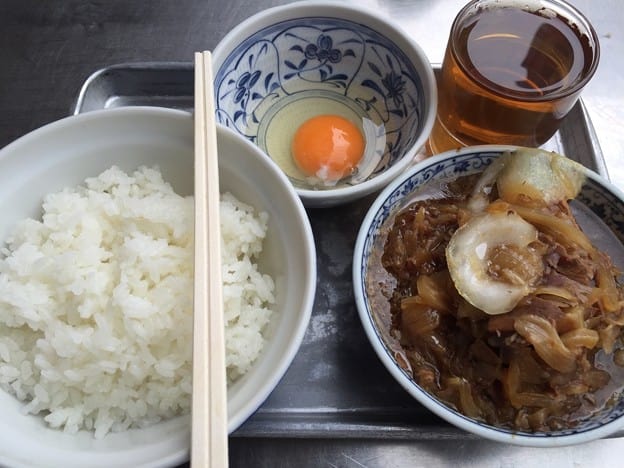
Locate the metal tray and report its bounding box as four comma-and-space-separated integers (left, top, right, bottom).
73, 62, 611, 441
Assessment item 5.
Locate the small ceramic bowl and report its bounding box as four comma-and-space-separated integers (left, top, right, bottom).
353, 145, 624, 446
212, 0, 437, 207
0, 107, 316, 467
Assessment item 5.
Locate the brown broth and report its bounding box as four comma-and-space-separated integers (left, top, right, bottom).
367, 173, 624, 432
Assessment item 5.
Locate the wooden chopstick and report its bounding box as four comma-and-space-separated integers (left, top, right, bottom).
192, 50, 228, 467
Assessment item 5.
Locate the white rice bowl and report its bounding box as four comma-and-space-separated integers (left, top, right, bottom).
0, 107, 316, 468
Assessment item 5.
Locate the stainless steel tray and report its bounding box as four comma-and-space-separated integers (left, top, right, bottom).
73, 62, 611, 441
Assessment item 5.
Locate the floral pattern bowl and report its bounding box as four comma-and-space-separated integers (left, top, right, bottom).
353, 145, 624, 446
212, 0, 437, 207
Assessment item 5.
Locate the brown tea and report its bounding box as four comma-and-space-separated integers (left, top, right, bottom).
430, 1, 599, 153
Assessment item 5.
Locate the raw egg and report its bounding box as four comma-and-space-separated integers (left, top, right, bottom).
291, 114, 365, 183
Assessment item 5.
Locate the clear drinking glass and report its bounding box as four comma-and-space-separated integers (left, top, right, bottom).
428, 0, 600, 154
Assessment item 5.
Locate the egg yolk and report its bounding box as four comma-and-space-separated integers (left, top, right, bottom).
291, 115, 365, 182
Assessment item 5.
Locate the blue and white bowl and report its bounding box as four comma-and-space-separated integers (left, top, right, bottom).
213, 0, 437, 207
353, 145, 624, 446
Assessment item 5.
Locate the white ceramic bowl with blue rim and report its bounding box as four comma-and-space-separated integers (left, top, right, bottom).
212, 0, 437, 208
353, 145, 624, 446
0, 107, 316, 467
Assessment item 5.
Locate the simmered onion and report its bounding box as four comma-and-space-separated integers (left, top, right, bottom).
369, 148, 624, 432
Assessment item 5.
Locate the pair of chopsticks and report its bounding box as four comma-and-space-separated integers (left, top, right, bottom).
192, 51, 229, 467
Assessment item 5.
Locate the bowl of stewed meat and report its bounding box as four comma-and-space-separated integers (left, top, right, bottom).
353, 145, 624, 446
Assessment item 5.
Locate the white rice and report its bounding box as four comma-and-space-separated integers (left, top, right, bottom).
0, 166, 275, 438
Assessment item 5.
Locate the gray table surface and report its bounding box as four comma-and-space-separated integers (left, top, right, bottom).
1, 1, 623, 467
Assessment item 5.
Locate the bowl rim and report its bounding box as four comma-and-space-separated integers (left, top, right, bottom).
212, 0, 438, 206
0, 106, 317, 466
353, 144, 624, 447
216, 123, 318, 434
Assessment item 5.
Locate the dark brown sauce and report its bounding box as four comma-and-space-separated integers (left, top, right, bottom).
367, 174, 624, 432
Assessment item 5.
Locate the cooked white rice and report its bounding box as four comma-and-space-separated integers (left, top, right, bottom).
0, 166, 275, 438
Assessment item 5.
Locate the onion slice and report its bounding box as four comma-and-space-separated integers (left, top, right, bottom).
446, 211, 541, 315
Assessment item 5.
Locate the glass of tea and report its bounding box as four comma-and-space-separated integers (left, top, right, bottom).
428, 0, 600, 154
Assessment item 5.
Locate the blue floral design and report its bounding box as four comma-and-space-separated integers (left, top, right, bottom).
382, 70, 406, 108
214, 17, 428, 173
283, 32, 355, 87
216, 41, 281, 131
577, 178, 624, 244
304, 34, 342, 63
233, 70, 261, 108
